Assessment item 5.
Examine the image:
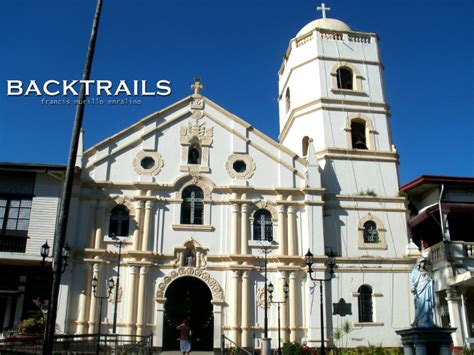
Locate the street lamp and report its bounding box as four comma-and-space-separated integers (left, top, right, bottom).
92, 276, 114, 355
109, 233, 125, 334
260, 241, 272, 354
268, 281, 289, 355
40, 241, 71, 273
305, 249, 336, 355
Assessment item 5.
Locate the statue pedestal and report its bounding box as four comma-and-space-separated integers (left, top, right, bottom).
396, 327, 455, 355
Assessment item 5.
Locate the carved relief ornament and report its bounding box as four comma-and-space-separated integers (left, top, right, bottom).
155, 267, 224, 303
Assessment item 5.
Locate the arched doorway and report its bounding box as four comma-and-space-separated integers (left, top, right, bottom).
162, 276, 214, 351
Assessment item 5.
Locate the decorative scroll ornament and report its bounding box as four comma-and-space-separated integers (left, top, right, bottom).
108, 285, 122, 304
256, 287, 271, 309
156, 267, 224, 303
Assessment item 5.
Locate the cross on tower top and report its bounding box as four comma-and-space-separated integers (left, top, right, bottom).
317, 3, 331, 18
191, 77, 204, 96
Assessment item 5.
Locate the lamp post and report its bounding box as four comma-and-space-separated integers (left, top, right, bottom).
92, 276, 114, 355
109, 233, 124, 334
42, 0, 104, 353
40, 241, 71, 273
260, 242, 272, 355
305, 249, 336, 355
268, 281, 289, 355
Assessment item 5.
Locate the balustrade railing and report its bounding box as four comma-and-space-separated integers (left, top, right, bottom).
428, 241, 474, 265
0, 333, 153, 354
0, 236, 27, 253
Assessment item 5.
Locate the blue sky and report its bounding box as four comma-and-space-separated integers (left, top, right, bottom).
0, 0, 473, 185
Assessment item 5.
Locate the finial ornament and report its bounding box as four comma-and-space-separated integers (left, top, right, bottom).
191, 77, 204, 96
317, 3, 331, 18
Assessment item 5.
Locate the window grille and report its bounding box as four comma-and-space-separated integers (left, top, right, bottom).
109, 205, 130, 236
358, 285, 373, 322
181, 186, 204, 225
253, 209, 273, 241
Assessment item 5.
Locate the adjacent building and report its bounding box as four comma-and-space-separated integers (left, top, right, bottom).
401, 175, 474, 348
0, 163, 64, 334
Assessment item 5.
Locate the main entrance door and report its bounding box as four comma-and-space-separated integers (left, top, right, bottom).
162, 276, 214, 351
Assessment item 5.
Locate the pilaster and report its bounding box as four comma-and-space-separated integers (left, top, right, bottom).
87, 264, 100, 334
241, 204, 249, 255
94, 201, 106, 249
132, 200, 144, 250
230, 270, 242, 344
231, 203, 241, 255
289, 271, 297, 342
126, 266, 139, 335
76, 265, 91, 334
279, 271, 289, 342
241, 271, 250, 347
141, 195, 153, 252
287, 206, 297, 257
136, 266, 148, 336
277, 205, 287, 256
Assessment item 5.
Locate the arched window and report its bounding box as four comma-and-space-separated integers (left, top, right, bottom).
336, 67, 353, 90
285, 88, 291, 112
351, 121, 367, 149
180, 186, 204, 224
253, 209, 273, 241
363, 221, 379, 243
358, 285, 373, 322
109, 205, 130, 236
302, 136, 310, 156
188, 144, 201, 165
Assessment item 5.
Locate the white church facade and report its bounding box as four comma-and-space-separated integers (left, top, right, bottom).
57, 11, 415, 351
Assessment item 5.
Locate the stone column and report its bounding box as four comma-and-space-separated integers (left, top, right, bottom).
241, 204, 249, 255
287, 206, 297, 256
241, 271, 250, 348
279, 271, 289, 342
230, 270, 241, 344
132, 201, 144, 250
289, 272, 297, 342
136, 266, 148, 336
87, 264, 100, 334
126, 266, 139, 336
76, 265, 91, 334
94, 201, 106, 249
277, 205, 287, 256
231, 204, 241, 255
446, 287, 464, 346
141, 199, 154, 252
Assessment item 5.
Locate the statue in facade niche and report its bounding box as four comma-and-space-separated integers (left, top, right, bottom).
410, 256, 436, 328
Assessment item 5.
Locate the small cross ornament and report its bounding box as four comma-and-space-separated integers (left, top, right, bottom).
191, 77, 203, 96
317, 3, 331, 18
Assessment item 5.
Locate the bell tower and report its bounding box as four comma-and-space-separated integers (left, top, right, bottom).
278, 4, 399, 195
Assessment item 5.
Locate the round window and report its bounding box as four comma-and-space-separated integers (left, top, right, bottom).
140, 157, 155, 169
233, 160, 247, 173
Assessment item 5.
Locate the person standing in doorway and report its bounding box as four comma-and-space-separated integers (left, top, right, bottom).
177, 319, 192, 355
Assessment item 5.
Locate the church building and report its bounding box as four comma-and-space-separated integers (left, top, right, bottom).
58, 8, 414, 351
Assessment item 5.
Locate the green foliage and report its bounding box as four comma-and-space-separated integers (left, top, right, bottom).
359, 189, 377, 197
397, 191, 408, 198
16, 313, 46, 334
283, 342, 302, 355
228, 347, 240, 355
337, 346, 401, 355
462, 347, 474, 355
333, 320, 353, 348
